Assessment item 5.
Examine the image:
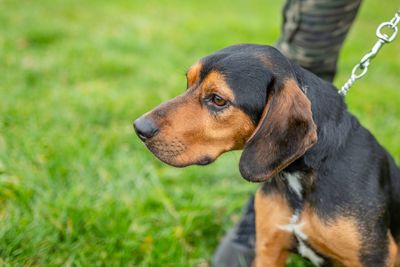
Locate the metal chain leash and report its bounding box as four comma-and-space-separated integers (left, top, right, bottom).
339, 11, 400, 96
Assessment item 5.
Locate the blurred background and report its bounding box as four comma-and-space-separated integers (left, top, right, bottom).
0, 0, 399, 266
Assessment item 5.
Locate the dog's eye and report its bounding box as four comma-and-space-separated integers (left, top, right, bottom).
211, 94, 227, 107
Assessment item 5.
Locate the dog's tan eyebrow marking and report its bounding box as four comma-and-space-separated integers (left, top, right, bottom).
201, 71, 235, 101
186, 62, 203, 88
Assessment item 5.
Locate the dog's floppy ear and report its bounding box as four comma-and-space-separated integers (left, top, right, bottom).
239, 79, 317, 182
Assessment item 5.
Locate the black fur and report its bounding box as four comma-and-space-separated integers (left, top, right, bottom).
199, 44, 400, 265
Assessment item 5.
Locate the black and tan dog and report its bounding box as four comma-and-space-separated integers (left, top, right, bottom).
133, 44, 400, 266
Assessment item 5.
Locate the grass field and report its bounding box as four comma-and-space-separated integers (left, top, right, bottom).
0, 0, 399, 266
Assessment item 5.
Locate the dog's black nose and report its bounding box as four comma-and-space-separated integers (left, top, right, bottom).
133, 117, 159, 141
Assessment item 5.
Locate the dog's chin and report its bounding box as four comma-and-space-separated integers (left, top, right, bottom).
144, 142, 216, 167
152, 151, 214, 168
158, 155, 215, 168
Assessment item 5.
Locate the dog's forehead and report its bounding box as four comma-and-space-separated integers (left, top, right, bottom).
200, 51, 267, 79
198, 51, 271, 95
185, 49, 271, 123
187, 45, 280, 86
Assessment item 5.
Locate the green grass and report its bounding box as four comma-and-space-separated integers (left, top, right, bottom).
0, 0, 399, 266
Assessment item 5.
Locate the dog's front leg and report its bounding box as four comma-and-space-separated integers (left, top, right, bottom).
253, 189, 294, 267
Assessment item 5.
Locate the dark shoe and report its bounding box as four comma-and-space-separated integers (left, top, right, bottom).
212, 196, 256, 267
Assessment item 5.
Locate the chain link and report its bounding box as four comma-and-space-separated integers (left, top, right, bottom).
339, 11, 400, 96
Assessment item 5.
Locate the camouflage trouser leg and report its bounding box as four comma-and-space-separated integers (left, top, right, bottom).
276, 0, 362, 81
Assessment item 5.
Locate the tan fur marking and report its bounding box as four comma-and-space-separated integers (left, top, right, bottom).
257, 53, 274, 69
144, 70, 254, 167
300, 206, 362, 267
387, 233, 398, 267
395, 252, 400, 267
254, 189, 294, 267
200, 71, 235, 101
186, 62, 202, 87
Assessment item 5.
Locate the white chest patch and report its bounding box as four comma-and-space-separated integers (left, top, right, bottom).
278, 172, 324, 266
283, 172, 303, 199
279, 213, 324, 266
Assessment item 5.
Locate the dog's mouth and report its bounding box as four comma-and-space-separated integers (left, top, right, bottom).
145, 140, 185, 166
143, 139, 214, 167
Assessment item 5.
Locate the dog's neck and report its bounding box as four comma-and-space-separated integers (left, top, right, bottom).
288, 64, 358, 171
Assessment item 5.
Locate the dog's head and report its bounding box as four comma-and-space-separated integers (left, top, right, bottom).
134, 44, 317, 182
